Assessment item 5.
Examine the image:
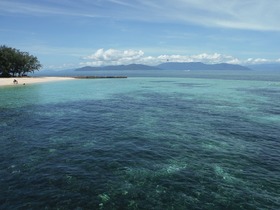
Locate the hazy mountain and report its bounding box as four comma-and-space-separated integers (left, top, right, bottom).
157, 62, 251, 70
247, 63, 280, 71
76, 64, 160, 71
36, 62, 252, 76
76, 62, 251, 71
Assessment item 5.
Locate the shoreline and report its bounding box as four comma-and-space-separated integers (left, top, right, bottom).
0, 77, 75, 87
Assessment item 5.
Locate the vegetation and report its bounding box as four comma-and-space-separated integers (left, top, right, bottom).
0, 45, 42, 77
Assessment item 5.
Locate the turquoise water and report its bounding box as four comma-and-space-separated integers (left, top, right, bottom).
1, 71, 280, 209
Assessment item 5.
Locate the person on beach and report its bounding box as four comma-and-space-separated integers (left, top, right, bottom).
13, 79, 18, 84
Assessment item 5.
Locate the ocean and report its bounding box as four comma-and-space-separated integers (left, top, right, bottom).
1, 70, 280, 210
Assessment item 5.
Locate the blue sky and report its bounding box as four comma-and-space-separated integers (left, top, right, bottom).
1, 0, 280, 70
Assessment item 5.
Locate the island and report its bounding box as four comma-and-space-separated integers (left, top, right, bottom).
75, 62, 251, 71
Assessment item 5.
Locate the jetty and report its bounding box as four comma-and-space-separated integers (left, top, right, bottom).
74, 76, 127, 79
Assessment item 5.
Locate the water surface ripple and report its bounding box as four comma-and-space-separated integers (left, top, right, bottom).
0, 74, 280, 209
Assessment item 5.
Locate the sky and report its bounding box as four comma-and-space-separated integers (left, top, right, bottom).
1, 0, 280, 70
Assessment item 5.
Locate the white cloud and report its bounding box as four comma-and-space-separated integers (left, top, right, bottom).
82, 49, 144, 66
151, 0, 280, 31
1, 0, 279, 31
141, 53, 241, 65
81, 48, 244, 66
105, 0, 280, 31
244, 58, 280, 65
81, 48, 280, 67
189, 53, 240, 64
0, 0, 108, 18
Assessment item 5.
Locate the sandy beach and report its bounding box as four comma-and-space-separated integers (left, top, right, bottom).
0, 77, 75, 87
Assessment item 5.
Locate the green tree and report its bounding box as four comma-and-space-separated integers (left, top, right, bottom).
0, 45, 42, 77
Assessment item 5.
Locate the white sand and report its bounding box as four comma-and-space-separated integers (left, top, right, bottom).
0, 77, 75, 87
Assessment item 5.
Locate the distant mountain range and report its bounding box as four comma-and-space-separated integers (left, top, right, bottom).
76, 64, 160, 71
157, 62, 251, 70
246, 63, 280, 71
34, 62, 280, 77
75, 62, 251, 71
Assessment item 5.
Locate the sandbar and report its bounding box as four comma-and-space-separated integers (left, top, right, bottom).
0, 77, 75, 87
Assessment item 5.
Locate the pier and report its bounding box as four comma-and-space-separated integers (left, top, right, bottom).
74, 76, 127, 79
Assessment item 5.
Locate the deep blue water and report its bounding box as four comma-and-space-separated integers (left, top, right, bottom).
1, 71, 280, 209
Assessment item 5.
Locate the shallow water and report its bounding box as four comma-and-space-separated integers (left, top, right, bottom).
1, 71, 280, 209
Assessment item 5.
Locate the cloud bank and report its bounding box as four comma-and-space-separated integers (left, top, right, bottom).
81, 49, 280, 67
83, 49, 144, 66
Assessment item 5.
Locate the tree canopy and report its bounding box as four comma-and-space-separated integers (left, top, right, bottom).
0, 45, 42, 77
